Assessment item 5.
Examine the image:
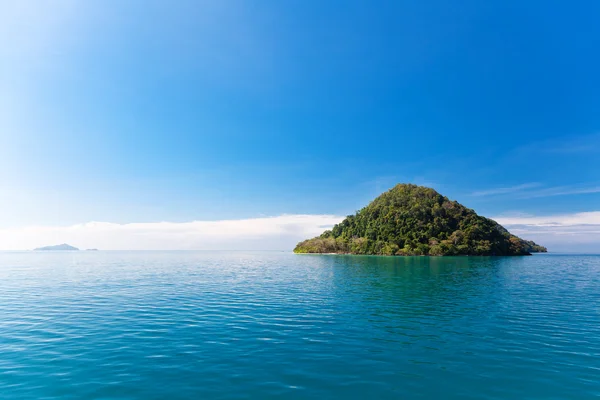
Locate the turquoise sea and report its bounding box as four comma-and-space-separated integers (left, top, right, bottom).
0, 251, 599, 399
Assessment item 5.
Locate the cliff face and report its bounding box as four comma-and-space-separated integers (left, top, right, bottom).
294, 184, 547, 256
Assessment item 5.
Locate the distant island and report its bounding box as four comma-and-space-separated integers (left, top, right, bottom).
294, 184, 547, 256
34, 243, 79, 251
86, 249, 99, 251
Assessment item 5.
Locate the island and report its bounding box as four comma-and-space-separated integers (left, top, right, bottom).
34, 243, 79, 251
294, 184, 547, 256
86, 249, 99, 251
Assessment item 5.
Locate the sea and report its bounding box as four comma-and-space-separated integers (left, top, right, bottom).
0, 251, 598, 399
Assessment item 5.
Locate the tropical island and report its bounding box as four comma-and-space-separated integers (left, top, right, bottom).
34, 243, 79, 251
294, 184, 547, 256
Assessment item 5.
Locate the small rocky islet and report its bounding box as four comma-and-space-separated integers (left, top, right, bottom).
33, 243, 79, 251
294, 184, 547, 256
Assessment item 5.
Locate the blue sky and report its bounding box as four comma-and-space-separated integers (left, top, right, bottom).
1, 1, 599, 251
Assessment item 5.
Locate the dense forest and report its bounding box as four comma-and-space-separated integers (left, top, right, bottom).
294, 184, 547, 256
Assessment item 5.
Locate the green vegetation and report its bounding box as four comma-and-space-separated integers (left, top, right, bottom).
294, 184, 547, 256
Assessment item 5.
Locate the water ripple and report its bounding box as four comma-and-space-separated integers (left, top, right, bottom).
0, 251, 599, 399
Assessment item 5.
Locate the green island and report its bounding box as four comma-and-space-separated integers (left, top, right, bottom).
294, 184, 547, 256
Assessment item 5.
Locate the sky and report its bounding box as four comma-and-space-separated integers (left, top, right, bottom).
1, 0, 599, 251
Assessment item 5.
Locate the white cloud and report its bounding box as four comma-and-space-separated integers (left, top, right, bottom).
471, 183, 541, 196
1, 211, 598, 253
493, 212, 600, 252
493, 211, 600, 227
472, 183, 600, 199
517, 186, 600, 199
0, 215, 344, 251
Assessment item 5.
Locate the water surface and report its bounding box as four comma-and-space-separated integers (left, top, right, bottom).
1, 251, 599, 399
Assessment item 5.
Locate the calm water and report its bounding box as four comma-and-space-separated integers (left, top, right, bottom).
0, 252, 599, 399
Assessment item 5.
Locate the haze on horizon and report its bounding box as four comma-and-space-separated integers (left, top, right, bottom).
1, 1, 599, 252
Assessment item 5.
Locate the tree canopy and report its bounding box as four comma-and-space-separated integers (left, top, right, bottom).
294, 184, 547, 256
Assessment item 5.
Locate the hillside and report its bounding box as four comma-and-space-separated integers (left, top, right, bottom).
294, 184, 547, 256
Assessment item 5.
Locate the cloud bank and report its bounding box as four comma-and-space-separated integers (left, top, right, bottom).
0, 215, 344, 251
2, 212, 598, 253
493, 212, 600, 252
